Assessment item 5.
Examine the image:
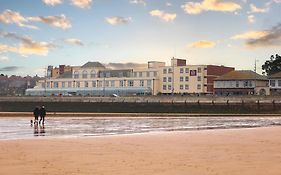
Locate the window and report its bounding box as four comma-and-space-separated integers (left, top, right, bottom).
76, 82, 80, 88
180, 77, 184, 82
139, 72, 143, 77
105, 72, 110, 78
270, 80, 276, 87
180, 68, 184, 73
82, 70, 88, 79
168, 77, 172, 82
236, 81, 239, 88
111, 81, 115, 87
168, 85, 172, 90
197, 84, 201, 90
92, 81, 96, 87
163, 85, 167, 90
68, 82, 71, 88
249, 81, 253, 87
74, 71, 79, 79
62, 82, 65, 88
119, 80, 124, 87
134, 72, 137, 77
185, 76, 189, 81
163, 77, 167, 82
146, 72, 150, 77
105, 81, 110, 87
185, 84, 189, 90
185, 68, 189, 73
128, 80, 134, 87
154, 72, 157, 76
278, 80, 281, 87
197, 76, 201, 81
198, 67, 202, 73
98, 81, 102, 88
90, 70, 96, 78
54, 82, 58, 88
180, 85, 184, 90
244, 81, 248, 87
147, 80, 152, 87
168, 68, 172, 73
84, 81, 89, 88
140, 80, 144, 87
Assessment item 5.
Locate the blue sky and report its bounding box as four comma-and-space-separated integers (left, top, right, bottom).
0, 0, 280, 76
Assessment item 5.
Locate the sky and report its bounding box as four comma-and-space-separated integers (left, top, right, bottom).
0, 0, 280, 76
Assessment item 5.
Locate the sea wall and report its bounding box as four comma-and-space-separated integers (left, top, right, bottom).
0, 96, 281, 113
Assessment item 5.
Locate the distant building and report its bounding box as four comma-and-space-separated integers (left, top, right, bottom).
268, 72, 281, 95
26, 58, 234, 96
214, 70, 269, 95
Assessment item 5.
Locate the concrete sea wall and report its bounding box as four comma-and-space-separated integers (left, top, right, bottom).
0, 96, 281, 114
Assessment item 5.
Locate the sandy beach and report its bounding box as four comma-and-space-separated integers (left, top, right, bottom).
1, 127, 281, 175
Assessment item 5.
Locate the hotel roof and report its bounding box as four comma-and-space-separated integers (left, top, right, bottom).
215, 70, 267, 81
81, 62, 105, 68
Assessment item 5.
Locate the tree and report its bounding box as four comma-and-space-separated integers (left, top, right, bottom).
262, 54, 281, 76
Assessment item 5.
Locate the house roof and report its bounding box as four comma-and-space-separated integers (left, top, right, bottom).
215, 70, 267, 81
81, 62, 105, 68
268, 71, 281, 78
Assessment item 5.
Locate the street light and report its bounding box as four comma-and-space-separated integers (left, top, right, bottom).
152, 78, 155, 96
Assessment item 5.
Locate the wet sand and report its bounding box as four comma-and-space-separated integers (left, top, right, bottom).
1, 127, 281, 175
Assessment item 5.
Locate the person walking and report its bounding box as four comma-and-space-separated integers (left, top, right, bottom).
33, 106, 40, 125
39, 105, 46, 125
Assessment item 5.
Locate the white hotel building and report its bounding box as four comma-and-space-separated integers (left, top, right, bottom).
26, 58, 234, 96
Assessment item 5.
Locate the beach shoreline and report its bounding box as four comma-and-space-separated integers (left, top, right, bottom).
1, 126, 281, 175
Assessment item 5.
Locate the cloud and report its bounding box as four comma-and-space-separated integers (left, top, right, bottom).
0, 10, 38, 29
129, 0, 146, 6
181, 0, 241, 15
28, 14, 71, 30
246, 24, 281, 48
248, 15, 255, 23
188, 40, 216, 48
43, 0, 63, 6
273, 0, 281, 3
71, 0, 92, 9
231, 31, 268, 40
166, 2, 172, 6
64, 38, 84, 46
248, 4, 269, 14
105, 63, 147, 70
0, 32, 54, 56
105, 16, 132, 25
0, 10, 71, 30
150, 10, 176, 22
0, 55, 9, 61
0, 66, 21, 72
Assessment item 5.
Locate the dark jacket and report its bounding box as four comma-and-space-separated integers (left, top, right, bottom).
33, 108, 40, 117
40, 108, 46, 117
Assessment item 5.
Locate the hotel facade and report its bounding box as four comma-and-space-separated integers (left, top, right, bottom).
26, 58, 234, 96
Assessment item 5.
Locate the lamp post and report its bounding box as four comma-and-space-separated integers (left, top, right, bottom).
152, 78, 155, 96
103, 72, 106, 97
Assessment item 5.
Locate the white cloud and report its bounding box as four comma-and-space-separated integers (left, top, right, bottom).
43, 0, 63, 6
150, 10, 176, 22
231, 31, 268, 40
105, 16, 132, 25
129, 0, 146, 6
166, 2, 172, 6
0, 32, 54, 56
71, 0, 92, 9
0, 10, 71, 30
181, 0, 241, 15
248, 15, 255, 23
64, 38, 84, 46
188, 40, 216, 48
0, 10, 38, 29
248, 4, 269, 14
0, 55, 9, 61
28, 14, 71, 30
